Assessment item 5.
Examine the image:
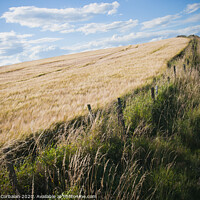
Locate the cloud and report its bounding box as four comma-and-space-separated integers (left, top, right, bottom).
28, 45, 67, 60
83, 1, 119, 15
28, 37, 62, 44
0, 31, 63, 66
0, 31, 31, 56
112, 25, 200, 43
184, 13, 200, 23
141, 3, 200, 31
1, 2, 119, 32
63, 25, 200, 52
185, 3, 200, 14
142, 14, 180, 30
149, 37, 165, 42
74, 19, 138, 35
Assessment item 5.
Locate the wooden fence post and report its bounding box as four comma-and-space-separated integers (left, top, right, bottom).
183, 64, 186, 72
117, 98, 125, 132
87, 104, 94, 122
173, 65, 176, 77
155, 85, 158, 95
3, 148, 21, 195
151, 87, 155, 101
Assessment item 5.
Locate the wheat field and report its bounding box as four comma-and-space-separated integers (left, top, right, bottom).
0, 37, 189, 144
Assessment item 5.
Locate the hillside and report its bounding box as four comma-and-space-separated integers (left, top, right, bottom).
0, 37, 189, 144
0, 36, 199, 199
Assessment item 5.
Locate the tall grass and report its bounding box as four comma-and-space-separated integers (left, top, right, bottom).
0, 36, 199, 199
0, 37, 189, 144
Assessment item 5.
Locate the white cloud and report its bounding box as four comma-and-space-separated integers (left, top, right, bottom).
184, 13, 200, 23
149, 37, 165, 42
142, 14, 180, 30
141, 3, 200, 31
0, 31, 63, 66
83, 1, 119, 15
112, 25, 200, 43
185, 3, 200, 14
75, 19, 138, 35
28, 45, 67, 60
1, 2, 119, 32
28, 38, 62, 44
0, 31, 32, 40
63, 25, 200, 52
0, 31, 31, 56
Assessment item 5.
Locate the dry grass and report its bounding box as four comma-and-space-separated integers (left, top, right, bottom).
0, 37, 189, 144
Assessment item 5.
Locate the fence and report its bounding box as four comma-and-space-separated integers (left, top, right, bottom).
86, 62, 192, 136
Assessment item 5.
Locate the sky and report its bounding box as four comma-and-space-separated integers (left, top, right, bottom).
0, 0, 200, 66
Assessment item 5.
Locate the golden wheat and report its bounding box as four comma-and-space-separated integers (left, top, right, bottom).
0, 37, 189, 144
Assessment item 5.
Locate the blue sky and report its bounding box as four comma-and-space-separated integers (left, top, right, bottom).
0, 0, 200, 66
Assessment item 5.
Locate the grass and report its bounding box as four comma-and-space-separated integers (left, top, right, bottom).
0, 37, 189, 145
